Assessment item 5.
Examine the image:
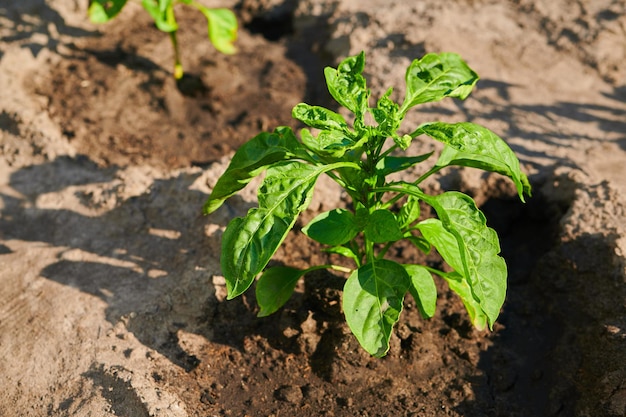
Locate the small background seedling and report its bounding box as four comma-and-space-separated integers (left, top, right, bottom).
88, 0, 238, 80
205, 51, 531, 357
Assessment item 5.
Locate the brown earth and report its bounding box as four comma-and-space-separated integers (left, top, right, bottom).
1, 1, 626, 416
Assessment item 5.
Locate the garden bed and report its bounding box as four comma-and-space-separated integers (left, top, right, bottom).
1, 1, 625, 416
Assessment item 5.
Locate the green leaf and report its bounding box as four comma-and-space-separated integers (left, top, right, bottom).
417, 219, 489, 329
401, 53, 479, 113
393, 134, 412, 150
323, 245, 360, 266
88, 0, 128, 23
421, 192, 507, 329
256, 266, 304, 317
141, 0, 178, 32
371, 88, 400, 138
300, 128, 361, 158
324, 52, 369, 117
199, 8, 238, 54
221, 162, 319, 298
397, 195, 421, 228
444, 272, 488, 330
417, 218, 464, 272
343, 259, 410, 357
364, 210, 404, 243
221, 161, 356, 298
403, 264, 437, 319
203, 127, 309, 214
292, 104, 350, 132
302, 209, 359, 246
414, 122, 531, 201
405, 235, 431, 254
375, 152, 433, 176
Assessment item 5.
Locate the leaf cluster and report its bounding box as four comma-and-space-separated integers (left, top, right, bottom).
88, 0, 237, 79
204, 51, 531, 357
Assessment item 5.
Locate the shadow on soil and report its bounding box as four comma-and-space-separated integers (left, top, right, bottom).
0, 155, 313, 372
0, 156, 223, 370
417, 79, 626, 163
3, 158, 625, 415
0, 0, 97, 57
476, 79, 626, 155
458, 176, 626, 416
83, 364, 151, 417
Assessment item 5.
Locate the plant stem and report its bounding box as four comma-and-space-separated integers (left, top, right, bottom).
352, 240, 363, 267
421, 265, 449, 278
365, 237, 375, 264
377, 241, 394, 259
303, 264, 352, 275
169, 31, 184, 79
415, 165, 444, 185
380, 192, 404, 210
378, 143, 399, 160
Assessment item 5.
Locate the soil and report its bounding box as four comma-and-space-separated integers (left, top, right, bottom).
1, 1, 626, 416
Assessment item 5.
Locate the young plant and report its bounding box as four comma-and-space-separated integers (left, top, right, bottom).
204, 52, 531, 357
88, 0, 237, 79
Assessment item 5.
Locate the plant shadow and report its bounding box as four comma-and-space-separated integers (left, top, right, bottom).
1, 155, 270, 371
0, 0, 98, 58
2, 154, 356, 372
456, 175, 626, 416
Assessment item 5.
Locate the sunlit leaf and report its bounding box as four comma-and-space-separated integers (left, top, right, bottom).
293, 103, 350, 132
199, 8, 238, 54
372, 88, 400, 138
444, 272, 488, 330
300, 128, 363, 158
401, 53, 478, 113
414, 122, 531, 201
88, 0, 128, 23
323, 245, 360, 266
324, 52, 369, 117
203, 127, 309, 214
141, 0, 177, 32
421, 192, 507, 328
375, 152, 433, 177
221, 161, 356, 298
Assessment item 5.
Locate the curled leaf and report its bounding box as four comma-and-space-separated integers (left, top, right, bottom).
292, 103, 349, 132
324, 52, 369, 117
414, 122, 531, 201
444, 272, 488, 330
300, 128, 364, 158
401, 52, 479, 113
141, 0, 178, 32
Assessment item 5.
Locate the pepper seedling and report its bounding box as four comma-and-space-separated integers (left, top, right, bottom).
204, 51, 531, 357
88, 0, 237, 79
